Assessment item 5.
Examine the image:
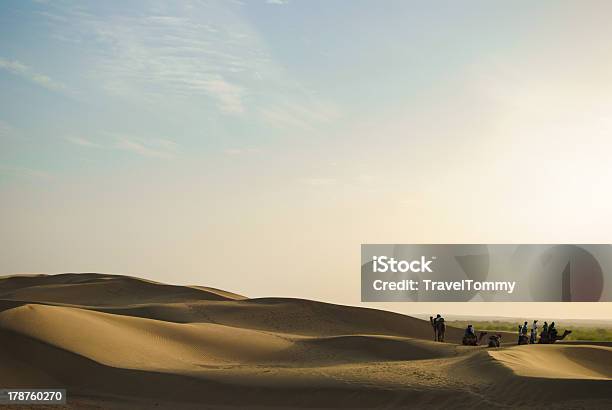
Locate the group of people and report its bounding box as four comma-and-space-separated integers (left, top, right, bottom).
518, 320, 558, 344
429, 314, 562, 347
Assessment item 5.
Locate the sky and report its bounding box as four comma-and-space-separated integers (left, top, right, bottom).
2, 0, 612, 319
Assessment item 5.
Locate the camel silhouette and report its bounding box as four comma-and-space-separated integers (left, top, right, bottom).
539, 329, 572, 344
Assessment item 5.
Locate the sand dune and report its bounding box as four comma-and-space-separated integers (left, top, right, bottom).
489, 344, 612, 380
1, 273, 611, 409
0, 273, 244, 305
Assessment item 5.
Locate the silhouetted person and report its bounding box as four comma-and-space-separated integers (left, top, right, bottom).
542, 321, 549, 338
520, 321, 528, 336
530, 320, 538, 344
549, 321, 557, 339
430, 314, 445, 342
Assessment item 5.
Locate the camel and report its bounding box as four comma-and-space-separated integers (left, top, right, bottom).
429, 316, 445, 342
539, 329, 572, 344
462, 331, 487, 346
487, 334, 502, 348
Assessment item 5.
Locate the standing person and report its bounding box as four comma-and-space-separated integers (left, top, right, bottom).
430, 315, 437, 341
521, 321, 528, 336
431, 314, 445, 342
430, 314, 442, 341
518, 321, 529, 344
542, 321, 549, 339
549, 322, 557, 339
530, 320, 538, 344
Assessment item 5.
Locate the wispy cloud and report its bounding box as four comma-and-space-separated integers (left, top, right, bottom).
0, 166, 53, 180
0, 58, 66, 92
90, 11, 257, 113
65, 133, 179, 159
259, 99, 338, 131
113, 136, 179, 159
65, 136, 102, 148
0, 120, 13, 138
266, 0, 289, 5
37, 5, 259, 113
198, 76, 245, 114
36, 1, 337, 125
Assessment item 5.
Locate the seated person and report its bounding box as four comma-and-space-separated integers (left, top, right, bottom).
488, 334, 502, 347
464, 324, 475, 338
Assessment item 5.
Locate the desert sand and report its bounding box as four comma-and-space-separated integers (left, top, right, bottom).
1, 273, 611, 409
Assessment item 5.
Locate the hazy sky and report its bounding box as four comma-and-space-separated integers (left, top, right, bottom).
2, 0, 612, 319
